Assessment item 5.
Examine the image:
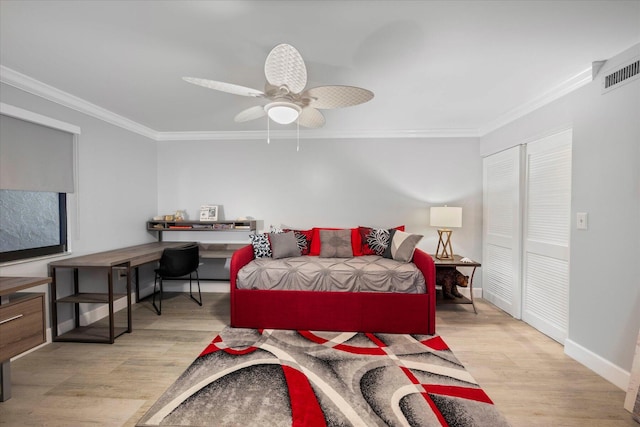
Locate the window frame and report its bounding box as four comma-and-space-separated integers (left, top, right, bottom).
0, 193, 68, 263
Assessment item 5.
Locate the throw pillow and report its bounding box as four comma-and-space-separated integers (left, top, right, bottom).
283, 228, 313, 255
270, 225, 284, 233
383, 229, 423, 262
319, 229, 353, 258
310, 227, 361, 256
269, 231, 301, 259
249, 233, 272, 258
359, 225, 405, 255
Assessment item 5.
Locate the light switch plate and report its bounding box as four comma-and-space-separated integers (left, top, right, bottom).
577, 212, 588, 230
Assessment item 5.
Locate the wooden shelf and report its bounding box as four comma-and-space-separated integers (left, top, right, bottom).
53, 325, 129, 343
147, 220, 257, 232
147, 220, 257, 242
200, 250, 236, 259
56, 293, 127, 304
198, 243, 247, 259
436, 292, 473, 305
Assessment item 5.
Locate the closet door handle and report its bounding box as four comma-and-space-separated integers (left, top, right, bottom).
0, 314, 23, 325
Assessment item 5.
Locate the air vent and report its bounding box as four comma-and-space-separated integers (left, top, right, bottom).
602, 58, 639, 94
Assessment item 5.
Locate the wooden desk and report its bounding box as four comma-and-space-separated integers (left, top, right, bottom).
433, 255, 481, 314
48, 242, 192, 344
0, 276, 50, 401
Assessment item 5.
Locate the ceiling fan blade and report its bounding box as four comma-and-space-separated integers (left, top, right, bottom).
297, 107, 325, 128
264, 44, 307, 94
234, 105, 267, 123
182, 77, 264, 97
303, 85, 374, 109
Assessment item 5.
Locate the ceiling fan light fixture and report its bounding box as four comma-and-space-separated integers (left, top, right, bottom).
265, 102, 301, 124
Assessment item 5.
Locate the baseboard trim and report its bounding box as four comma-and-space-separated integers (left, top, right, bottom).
565, 338, 630, 390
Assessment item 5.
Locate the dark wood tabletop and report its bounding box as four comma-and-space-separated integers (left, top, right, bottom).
0, 276, 52, 297
48, 242, 194, 269
431, 254, 481, 267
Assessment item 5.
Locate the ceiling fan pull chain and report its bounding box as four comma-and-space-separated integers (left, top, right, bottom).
267, 114, 270, 144
297, 120, 300, 152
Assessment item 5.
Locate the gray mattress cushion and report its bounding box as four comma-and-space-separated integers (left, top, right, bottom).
236, 255, 426, 293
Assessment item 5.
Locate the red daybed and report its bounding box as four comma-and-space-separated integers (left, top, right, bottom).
230, 244, 436, 334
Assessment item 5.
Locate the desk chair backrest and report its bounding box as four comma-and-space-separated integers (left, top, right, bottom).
157, 244, 200, 278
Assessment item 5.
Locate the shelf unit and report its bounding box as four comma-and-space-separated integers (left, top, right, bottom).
49, 262, 132, 344
147, 219, 258, 266
147, 219, 257, 242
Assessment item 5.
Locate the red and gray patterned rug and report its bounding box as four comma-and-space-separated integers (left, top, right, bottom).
138, 327, 510, 426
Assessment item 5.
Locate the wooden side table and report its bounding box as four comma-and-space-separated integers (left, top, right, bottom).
432, 255, 481, 314
0, 276, 50, 401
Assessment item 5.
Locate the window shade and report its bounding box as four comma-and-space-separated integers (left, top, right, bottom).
0, 114, 75, 193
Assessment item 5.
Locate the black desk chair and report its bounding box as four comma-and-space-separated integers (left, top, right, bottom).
152, 244, 202, 315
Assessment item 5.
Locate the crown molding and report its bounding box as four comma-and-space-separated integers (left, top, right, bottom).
478, 66, 592, 136
0, 65, 158, 140
0, 102, 81, 134
155, 127, 481, 141
2, 64, 592, 142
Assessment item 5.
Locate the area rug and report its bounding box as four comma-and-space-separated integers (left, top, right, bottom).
138, 327, 510, 426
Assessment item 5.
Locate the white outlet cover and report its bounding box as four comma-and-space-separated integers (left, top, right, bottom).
577, 212, 588, 230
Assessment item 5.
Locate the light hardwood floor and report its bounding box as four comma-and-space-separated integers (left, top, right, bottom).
0, 293, 635, 426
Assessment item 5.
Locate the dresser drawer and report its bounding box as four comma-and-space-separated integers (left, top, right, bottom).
0, 293, 45, 361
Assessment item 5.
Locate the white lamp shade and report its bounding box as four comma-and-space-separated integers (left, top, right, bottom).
430, 206, 462, 228
265, 102, 301, 124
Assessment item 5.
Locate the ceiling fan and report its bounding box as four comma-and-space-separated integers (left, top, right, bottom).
183, 44, 374, 128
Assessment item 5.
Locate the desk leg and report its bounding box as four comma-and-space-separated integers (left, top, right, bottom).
126, 263, 132, 333
73, 268, 80, 329
0, 360, 10, 402
469, 266, 478, 314
0, 294, 11, 401
50, 266, 58, 340
108, 267, 115, 344
135, 267, 140, 303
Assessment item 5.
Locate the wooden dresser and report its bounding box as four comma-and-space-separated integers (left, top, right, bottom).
0, 276, 50, 401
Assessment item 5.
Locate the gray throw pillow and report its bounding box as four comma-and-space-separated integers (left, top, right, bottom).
384, 229, 423, 262
269, 231, 301, 259
319, 229, 353, 258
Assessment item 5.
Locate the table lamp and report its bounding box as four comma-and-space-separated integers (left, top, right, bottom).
430, 206, 462, 260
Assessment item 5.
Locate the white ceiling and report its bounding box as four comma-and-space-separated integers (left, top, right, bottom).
1, 0, 639, 138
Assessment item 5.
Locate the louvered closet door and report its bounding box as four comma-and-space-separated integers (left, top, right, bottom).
522, 130, 572, 344
482, 146, 523, 318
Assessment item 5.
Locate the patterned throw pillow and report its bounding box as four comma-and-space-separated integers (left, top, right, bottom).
359, 227, 391, 255
283, 229, 313, 255
383, 229, 423, 262
359, 225, 404, 255
249, 233, 272, 258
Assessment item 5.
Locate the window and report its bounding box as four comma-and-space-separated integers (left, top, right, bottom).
0, 104, 79, 263
0, 190, 67, 262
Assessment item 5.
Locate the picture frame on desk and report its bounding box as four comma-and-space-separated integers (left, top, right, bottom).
200, 205, 218, 221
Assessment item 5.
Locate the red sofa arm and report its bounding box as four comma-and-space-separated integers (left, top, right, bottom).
412, 248, 436, 295
230, 244, 255, 290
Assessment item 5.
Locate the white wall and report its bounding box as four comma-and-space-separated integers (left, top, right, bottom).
480, 44, 640, 387
0, 83, 159, 328
157, 136, 484, 285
